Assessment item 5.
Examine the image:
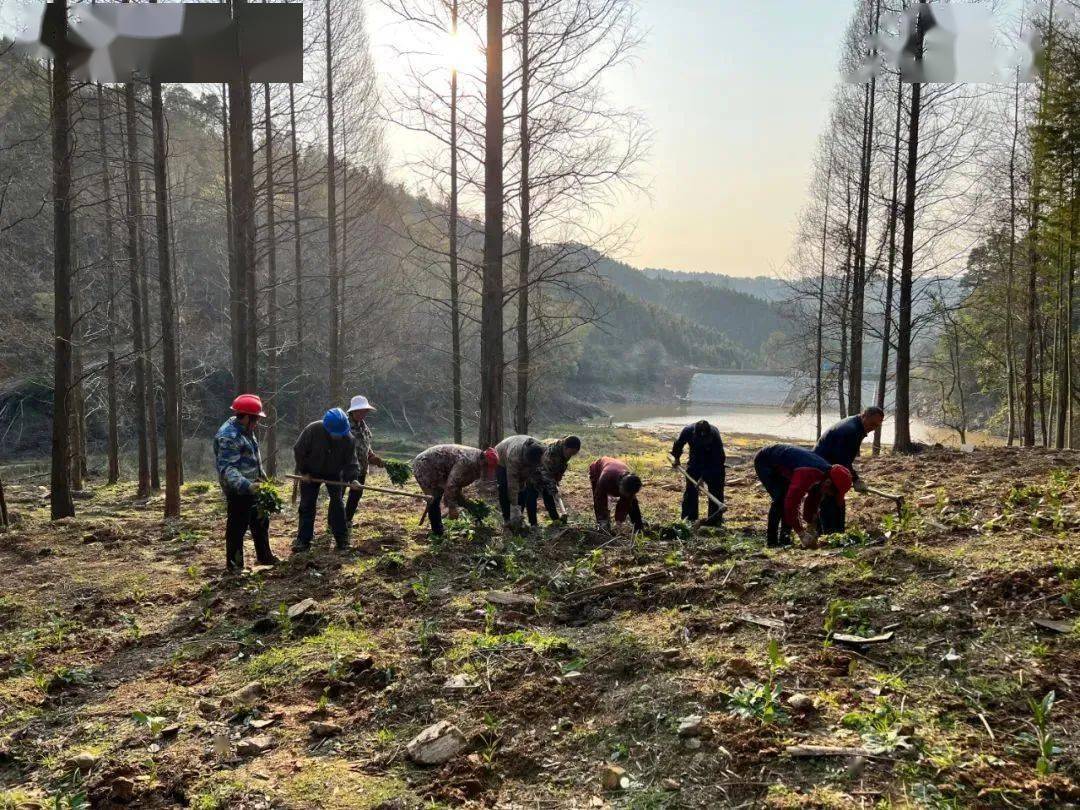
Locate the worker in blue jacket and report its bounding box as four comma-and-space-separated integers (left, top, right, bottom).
671, 420, 726, 526
813, 406, 884, 533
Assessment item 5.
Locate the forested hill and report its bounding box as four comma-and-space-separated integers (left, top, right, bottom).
594, 257, 791, 361
642, 266, 790, 303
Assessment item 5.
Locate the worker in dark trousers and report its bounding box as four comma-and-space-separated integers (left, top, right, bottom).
671, 420, 726, 525
520, 435, 581, 526
589, 456, 645, 532
213, 394, 278, 573
412, 445, 500, 537
813, 407, 883, 533
292, 408, 362, 553
344, 395, 384, 525
753, 443, 852, 548
495, 435, 546, 530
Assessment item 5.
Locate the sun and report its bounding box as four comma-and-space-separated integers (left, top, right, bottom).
441, 28, 483, 73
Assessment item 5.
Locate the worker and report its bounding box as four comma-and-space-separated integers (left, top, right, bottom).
589, 456, 644, 532
495, 435, 547, 529
412, 444, 500, 537
520, 435, 581, 526
213, 394, 278, 573
671, 419, 726, 526
813, 406, 883, 532
753, 443, 853, 548
292, 408, 362, 553
344, 395, 385, 525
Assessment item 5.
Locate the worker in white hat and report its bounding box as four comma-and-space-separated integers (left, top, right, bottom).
345, 394, 384, 525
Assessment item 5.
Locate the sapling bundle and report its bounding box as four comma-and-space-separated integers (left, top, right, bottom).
253, 482, 285, 520
461, 498, 492, 524
384, 459, 412, 487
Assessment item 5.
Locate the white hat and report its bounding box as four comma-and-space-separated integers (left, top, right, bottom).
348, 395, 376, 413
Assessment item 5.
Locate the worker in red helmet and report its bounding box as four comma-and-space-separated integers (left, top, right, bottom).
213, 394, 278, 572
753, 444, 853, 549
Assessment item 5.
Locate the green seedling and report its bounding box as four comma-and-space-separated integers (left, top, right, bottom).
727, 680, 786, 724
383, 459, 412, 487
132, 710, 170, 737
1021, 691, 1060, 775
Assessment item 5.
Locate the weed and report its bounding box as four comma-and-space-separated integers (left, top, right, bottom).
132, 710, 170, 737
727, 680, 786, 724
841, 698, 912, 754
416, 619, 440, 656
823, 527, 872, 548
411, 574, 433, 605
766, 638, 790, 675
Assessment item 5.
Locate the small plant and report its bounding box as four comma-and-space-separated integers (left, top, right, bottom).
766, 638, 790, 675
411, 574, 433, 605
647, 521, 692, 543
383, 459, 412, 487
132, 710, 170, 737
416, 619, 440, 656
823, 527, 871, 548
276, 602, 295, 640
823, 598, 873, 642
252, 482, 285, 520
728, 680, 786, 724
1021, 691, 1060, 775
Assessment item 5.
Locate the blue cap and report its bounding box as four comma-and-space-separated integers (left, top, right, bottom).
322, 407, 351, 438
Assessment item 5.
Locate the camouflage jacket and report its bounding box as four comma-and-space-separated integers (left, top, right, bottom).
496, 435, 545, 521
535, 439, 572, 513
412, 444, 485, 510
213, 417, 264, 494
350, 418, 374, 476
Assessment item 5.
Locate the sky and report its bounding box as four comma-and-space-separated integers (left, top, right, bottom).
369, 0, 856, 279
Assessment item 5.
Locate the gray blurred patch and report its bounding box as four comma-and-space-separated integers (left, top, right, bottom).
1, 2, 302, 82
847, 3, 1069, 84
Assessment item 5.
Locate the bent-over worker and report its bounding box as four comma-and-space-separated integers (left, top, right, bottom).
753, 443, 852, 548
589, 456, 644, 532
495, 435, 546, 529
412, 444, 500, 537
521, 435, 581, 526
813, 406, 884, 532
293, 408, 362, 553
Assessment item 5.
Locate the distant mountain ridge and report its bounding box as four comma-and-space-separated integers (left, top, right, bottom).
641, 267, 789, 303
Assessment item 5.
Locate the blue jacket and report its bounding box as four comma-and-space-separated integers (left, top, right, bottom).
672, 423, 726, 477
213, 417, 264, 494
756, 444, 832, 478
813, 415, 866, 476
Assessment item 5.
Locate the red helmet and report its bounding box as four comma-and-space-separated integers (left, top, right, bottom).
231, 394, 266, 417
829, 465, 853, 500
482, 447, 499, 473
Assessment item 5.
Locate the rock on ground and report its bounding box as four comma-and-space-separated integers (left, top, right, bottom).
406, 721, 467, 765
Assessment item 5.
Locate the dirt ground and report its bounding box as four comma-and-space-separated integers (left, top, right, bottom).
0, 427, 1078, 809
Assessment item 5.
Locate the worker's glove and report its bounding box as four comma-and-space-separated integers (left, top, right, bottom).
852, 479, 869, 494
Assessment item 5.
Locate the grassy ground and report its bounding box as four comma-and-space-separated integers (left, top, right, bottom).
0, 427, 1078, 808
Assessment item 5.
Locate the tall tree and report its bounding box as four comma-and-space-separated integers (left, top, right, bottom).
479, 0, 505, 447
449, 0, 464, 444
47, 0, 75, 519
325, 0, 343, 405
514, 0, 532, 434
96, 82, 121, 483
149, 10, 182, 518
288, 82, 306, 429
264, 82, 280, 475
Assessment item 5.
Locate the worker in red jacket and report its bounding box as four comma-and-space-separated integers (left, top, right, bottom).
753, 444, 852, 548
589, 456, 644, 532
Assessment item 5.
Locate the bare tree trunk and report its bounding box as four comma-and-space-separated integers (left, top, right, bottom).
325, 0, 343, 405
222, 83, 243, 388
0, 472, 8, 528
816, 161, 832, 440
874, 79, 903, 456
97, 83, 121, 483
123, 79, 151, 498
288, 83, 305, 429
264, 83, 279, 476
70, 215, 86, 491
149, 41, 181, 518
849, 0, 879, 416
48, 3, 75, 520
1025, 0, 1056, 447
479, 0, 505, 447
1005, 69, 1021, 446
139, 174, 161, 491
1068, 166, 1077, 448
894, 67, 922, 453
449, 0, 463, 444
837, 177, 853, 418
229, 0, 257, 392
514, 0, 531, 435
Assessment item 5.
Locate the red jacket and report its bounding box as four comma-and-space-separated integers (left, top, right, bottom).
589, 456, 636, 523
783, 467, 827, 534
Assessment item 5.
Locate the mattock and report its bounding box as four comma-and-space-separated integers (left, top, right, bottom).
667, 453, 726, 528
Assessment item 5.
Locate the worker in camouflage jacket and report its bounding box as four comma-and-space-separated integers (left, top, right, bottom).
213, 394, 277, 572
412, 444, 499, 536
519, 435, 581, 526
495, 434, 546, 529
344, 395, 384, 525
